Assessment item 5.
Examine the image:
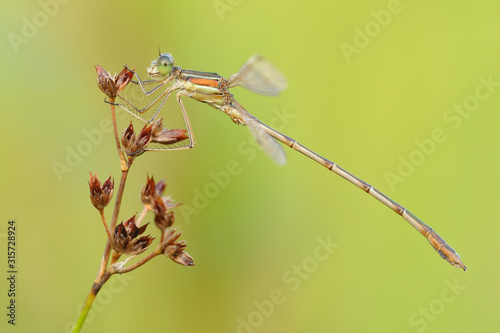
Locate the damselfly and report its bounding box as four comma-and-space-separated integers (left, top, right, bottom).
115, 52, 466, 270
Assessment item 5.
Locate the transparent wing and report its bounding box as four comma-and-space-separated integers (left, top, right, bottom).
232, 101, 287, 165
227, 55, 288, 96
116, 78, 172, 123
114, 76, 192, 153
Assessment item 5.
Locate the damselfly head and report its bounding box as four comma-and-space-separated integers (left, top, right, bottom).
147, 53, 175, 78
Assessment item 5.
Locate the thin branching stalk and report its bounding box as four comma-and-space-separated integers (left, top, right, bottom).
113, 248, 163, 274
99, 210, 112, 241
109, 100, 122, 157
110, 170, 129, 230
136, 206, 149, 226
95, 241, 110, 284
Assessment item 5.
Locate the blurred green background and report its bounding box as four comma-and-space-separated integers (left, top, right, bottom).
1, 0, 498, 332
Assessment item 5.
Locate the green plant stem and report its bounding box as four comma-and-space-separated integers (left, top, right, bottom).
72, 272, 111, 333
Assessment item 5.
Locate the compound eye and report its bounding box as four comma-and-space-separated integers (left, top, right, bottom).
156, 53, 174, 75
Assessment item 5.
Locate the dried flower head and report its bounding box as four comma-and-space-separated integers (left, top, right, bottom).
121, 122, 152, 155
95, 65, 134, 100
88, 173, 114, 211
141, 175, 157, 209
152, 129, 189, 145
141, 176, 168, 208
152, 198, 176, 230
155, 180, 166, 197
150, 118, 189, 145
121, 122, 135, 151
140, 176, 181, 231
112, 216, 154, 255
136, 123, 153, 151
163, 228, 194, 267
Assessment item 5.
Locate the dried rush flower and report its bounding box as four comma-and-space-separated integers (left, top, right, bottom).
163, 228, 194, 267
141, 176, 181, 231
112, 216, 154, 256
95, 65, 134, 100
88, 172, 114, 211
150, 118, 188, 145
121, 122, 153, 156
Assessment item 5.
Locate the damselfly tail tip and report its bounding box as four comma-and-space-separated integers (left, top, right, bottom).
458, 261, 467, 271
449, 257, 467, 271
